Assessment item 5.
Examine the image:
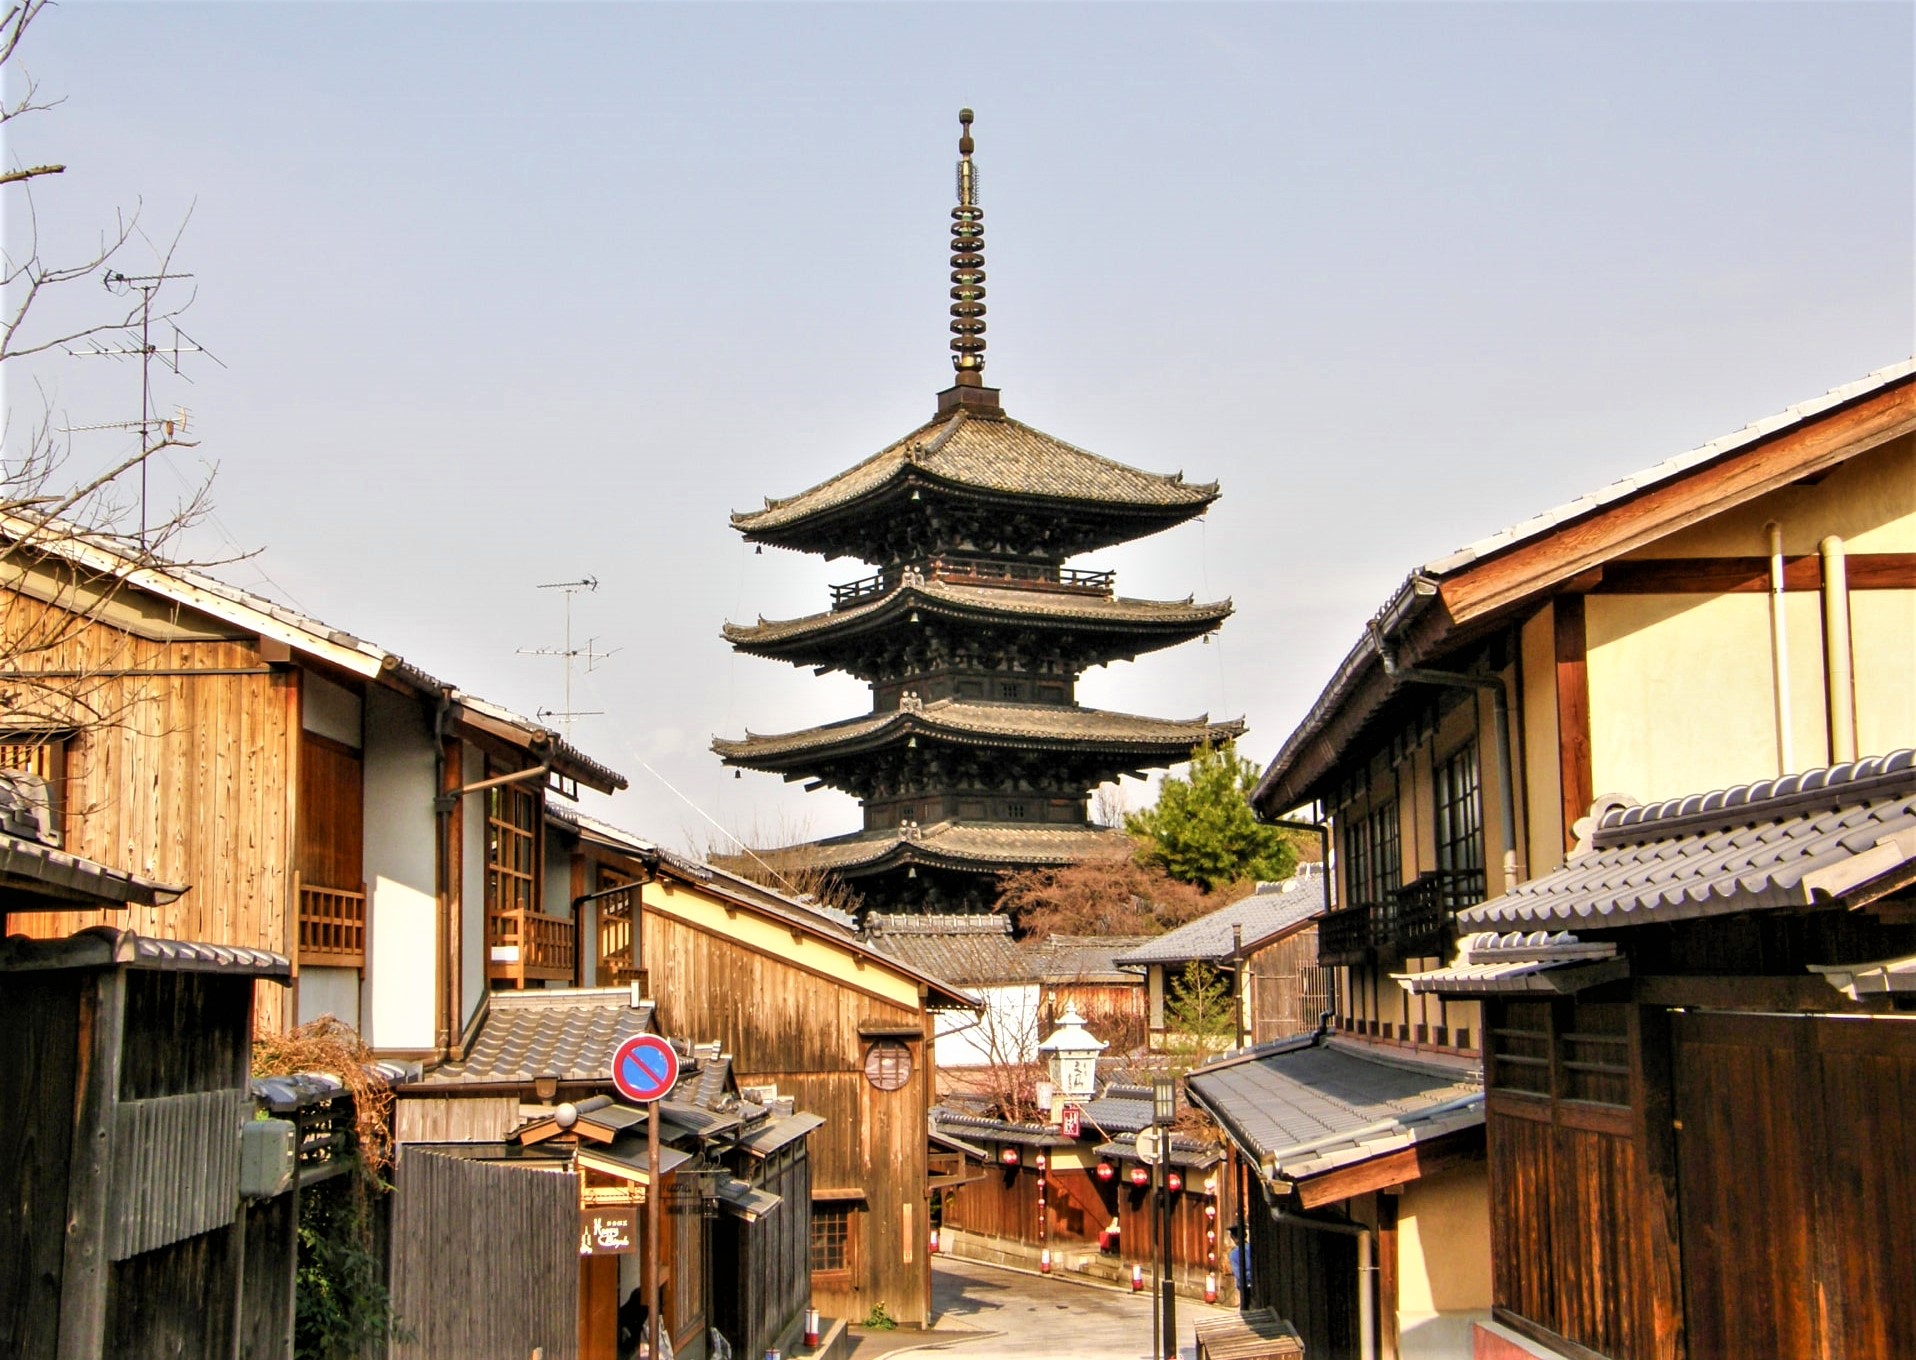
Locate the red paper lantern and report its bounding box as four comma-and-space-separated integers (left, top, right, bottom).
1035, 1152, 1047, 1171
1166, 1171, 1183, 1193
1129, 1165, 1150, 1187
1000, 1146, 1020, 1166
1095, 1161, 1116, 1182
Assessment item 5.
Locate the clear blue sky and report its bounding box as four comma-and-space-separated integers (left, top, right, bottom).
6, 2, 1912, 849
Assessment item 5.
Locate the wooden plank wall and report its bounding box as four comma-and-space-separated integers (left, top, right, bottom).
390, 1147, 579, 1360
1043, 984, 1146, 1054
713, 1144, 811, 1359
109, 1089, 249, 1260
103, 1226, 241, 1360
237, 1192, 297, 1360
642, 903, 932, 1326
3, 592, 298, 1031
948, 1162, 1219, 1273
297, 731, 363, 890
1244, 1176, 1357, 1360
1247, 929, 1330, 1045
0, 969, 81, 1360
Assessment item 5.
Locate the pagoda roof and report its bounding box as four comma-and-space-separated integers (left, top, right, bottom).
712, 698, 1244, 769
731, 408, 1217, 543
723, 580, 1232, 658
801, 821, 1137, 875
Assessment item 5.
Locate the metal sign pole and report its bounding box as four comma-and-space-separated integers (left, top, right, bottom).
646, 1102, 661, 1360
1151, 1153, 1163, 1360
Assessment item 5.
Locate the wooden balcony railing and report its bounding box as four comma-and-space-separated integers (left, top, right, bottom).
1317, 868, 1488, 968
831, 556, 1116, 610
488, 908, 577, 984
297, 877, 367, 968
593, 885, 646, 988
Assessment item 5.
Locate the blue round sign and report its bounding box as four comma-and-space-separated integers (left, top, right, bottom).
612, 1034, 680, 1104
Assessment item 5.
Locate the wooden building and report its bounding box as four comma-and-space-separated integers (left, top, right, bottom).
1402, 752, 1916, 1360
1032, 934, 1152, 1057
1239, 360, 1916, 1359
548, 811, 978, 1329
715, 111, 1238, 913
0, 925, 297, 1360
1116, 868, 1329, 1050
866, 912, 1041, 1072
0, 512, 626, 1047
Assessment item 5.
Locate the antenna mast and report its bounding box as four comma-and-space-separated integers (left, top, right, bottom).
518, 577, 619, 741
66, 269, 225, 550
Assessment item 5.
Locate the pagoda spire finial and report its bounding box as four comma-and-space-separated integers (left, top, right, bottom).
948, 107, 987, 387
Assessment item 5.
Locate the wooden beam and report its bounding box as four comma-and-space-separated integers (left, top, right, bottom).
1554, 596, 1592, 852
1632, 974, 1872, 1012
1438, 377, 1916, 623
1292, 1126, 1485, 1210
1592, 553, 1916, 594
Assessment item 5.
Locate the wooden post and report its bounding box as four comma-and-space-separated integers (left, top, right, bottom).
59, 968, 125, 1360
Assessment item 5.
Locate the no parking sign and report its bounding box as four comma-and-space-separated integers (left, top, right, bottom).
611, 1034, 679, 1104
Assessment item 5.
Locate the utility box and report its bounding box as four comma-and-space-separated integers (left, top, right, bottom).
241, 1118, 298, 1199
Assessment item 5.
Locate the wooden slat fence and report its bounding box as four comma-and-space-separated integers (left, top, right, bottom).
390, 1147, 579, 1360
297, 878, 367, 966
109, 1089, 248, 1260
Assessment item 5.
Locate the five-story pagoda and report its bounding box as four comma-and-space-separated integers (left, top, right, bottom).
717, 110, 1242, 913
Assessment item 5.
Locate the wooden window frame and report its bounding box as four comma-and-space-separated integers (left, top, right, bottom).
1434, 741, 1485, 875
0, 730, 72, 842
485, 771, 541, 919
810, 1202, 856, 1280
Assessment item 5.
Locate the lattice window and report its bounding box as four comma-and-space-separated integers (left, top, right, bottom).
1561, 1002, 1631, 1109
1435, 742, 1484, 874
1345, 800, 1401, 903
1489, 1000, 1553, 1096
810, 1204, 850, 1272
486, 775, 540, 919
1488, 999, 1634, 1110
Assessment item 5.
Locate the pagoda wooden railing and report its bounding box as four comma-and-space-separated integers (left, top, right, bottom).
593, 883, 647, 991
488, 907, 577, 984
831, 556, 1115, 609
296, 875, 367, 968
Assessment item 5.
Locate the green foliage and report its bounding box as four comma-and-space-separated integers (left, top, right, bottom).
861, 1301, 898, 1331
1124, 740, 1298, 891
1163, 960, 1236, 1057
293, 1178, 408, 1360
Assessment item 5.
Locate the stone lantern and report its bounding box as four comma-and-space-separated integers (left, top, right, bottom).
1039, 1003, 1106, 1101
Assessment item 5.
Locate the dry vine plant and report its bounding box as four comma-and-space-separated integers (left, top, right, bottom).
252, 1017, 396, 1180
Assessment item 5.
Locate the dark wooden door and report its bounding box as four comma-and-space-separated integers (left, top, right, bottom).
1674, 1012, 1916, 1360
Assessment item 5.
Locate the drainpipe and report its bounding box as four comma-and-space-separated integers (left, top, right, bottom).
430, 691, 456, 1060
1820, 535, 1856, 764
1366, 623, 1526, 889
1272, 1206, 1376, 1360
1766, 523, 1796, 776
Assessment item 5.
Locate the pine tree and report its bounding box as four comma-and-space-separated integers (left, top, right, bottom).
1124, 740, 1298, 891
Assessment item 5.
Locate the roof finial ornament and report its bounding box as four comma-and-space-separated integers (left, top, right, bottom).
949, 107, 987, 386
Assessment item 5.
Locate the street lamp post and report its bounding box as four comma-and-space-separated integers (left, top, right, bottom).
1153, 1077, 1177, 1360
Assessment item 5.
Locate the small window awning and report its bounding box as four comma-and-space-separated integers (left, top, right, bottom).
1091, 1138, 1222, 1171
577, 1141, 693, 1185
1810, 953, 1916, 999
736, 1111, 825, 1157
716, 1176, 783, 1221
1396, 930, 1624, 998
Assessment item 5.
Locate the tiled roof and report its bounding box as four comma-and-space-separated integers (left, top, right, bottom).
801, 822, 1136, 873
1254, 360, 1916, 815
714, 699, 1242, 764
1186, 1036, 1483, 1183
1090, 1136, 1222, 1170
865, 913, 1038, 984
0, 925, 288, 978
931, 1107, 1076, 1149
1458, 750, 1916, 929
416, 989, 656, 1086
0, 511, 627, 793
724, 581, 1231, 650
733, 409, 1218, 534
1035, 934, 1154, 984
1397, 930, 1624, 997
1116, 867, 1327, 967
0, 831, 185, 911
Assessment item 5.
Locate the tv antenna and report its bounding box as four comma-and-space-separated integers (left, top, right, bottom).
518, 577, 619, 741
64, 269, 225, 549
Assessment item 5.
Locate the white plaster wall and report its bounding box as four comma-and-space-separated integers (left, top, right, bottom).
302, 671, 364, 747
298, 965, 362, 1030
936, 983, 1040, 1068
362, 686, 437, 1051
1396, 1162, 1493, 1360
462, 741, 486, 1026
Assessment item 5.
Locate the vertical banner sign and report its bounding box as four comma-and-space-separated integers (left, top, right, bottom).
1062, 1105, 1082, 1139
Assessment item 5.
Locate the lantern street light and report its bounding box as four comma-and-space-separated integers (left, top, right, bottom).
1152, 1075, 1177, 1360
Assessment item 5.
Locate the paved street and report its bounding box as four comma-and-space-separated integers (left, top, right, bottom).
848, 1257, 1237, 1360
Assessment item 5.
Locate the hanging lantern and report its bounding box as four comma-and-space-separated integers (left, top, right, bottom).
1095, 1161, 1116, 1182
1035, 1151, 1047, 1171
1166, 1171, 1183, 1193
1000, 1146, 1020, 1167
1131, 1263, 1145, 1292
1205, 1273, 1219, 1304
1204, 1202, 1217, 1220
1040, 1247, 1052, 1274
1129, 1166, 1150, 1187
